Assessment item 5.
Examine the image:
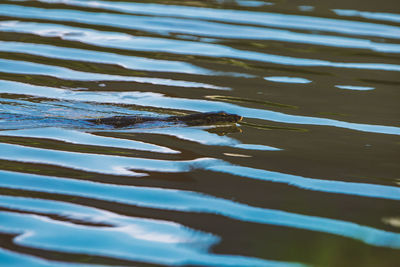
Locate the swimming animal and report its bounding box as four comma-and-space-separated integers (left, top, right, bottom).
85, 111, 243, 128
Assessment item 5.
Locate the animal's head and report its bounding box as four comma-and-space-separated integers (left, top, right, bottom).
211, 112, 243, 123
183, 111, 243, 126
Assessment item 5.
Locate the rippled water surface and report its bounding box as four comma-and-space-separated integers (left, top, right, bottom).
1, 0, 400, 266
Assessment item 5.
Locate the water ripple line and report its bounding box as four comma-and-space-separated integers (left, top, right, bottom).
333, 9, 400, 24
1, 140, 399, 202
0, 58, 228, 90
0, 195, 216, 245
0, 41, 211, 76
1, 5, 400, 53
0, 142, 216, 176
2, 21, 400, 72
12, 0, 400, 39
0, 170, 400, 249
0, 127, 179, 154
0, 211, 292, 267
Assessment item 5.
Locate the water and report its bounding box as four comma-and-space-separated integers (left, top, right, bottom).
0, 0, 399, 266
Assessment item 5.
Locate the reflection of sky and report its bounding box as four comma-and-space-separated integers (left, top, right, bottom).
1, 140, 399, 201
0, 142, 214, 176
208, 164, 400, 201
0, 58, 226, 90
264, 76, 312, 84
235, 0, 273, 7
0, 4, 398, 53
0, 127, 179, 153
10, 1, 400, 39
0, 41, 210, 75
0, 195, 216, 245
2, 20, 400, 71
2, 211, 292, 266
333, 9, 400, 23
335, 85, 375, 91
1, 170, 400, 250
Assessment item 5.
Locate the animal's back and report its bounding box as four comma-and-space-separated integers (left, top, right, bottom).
85, 112, 242, 128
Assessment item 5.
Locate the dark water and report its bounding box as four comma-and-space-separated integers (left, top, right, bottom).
0, 0, 400, 266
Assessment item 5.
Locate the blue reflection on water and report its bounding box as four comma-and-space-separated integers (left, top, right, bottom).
0, 142, 216, 176
0, 195, 214, 245
236, 0, 272, 7
1, 170, 400, 249
264, 76, 312, 84
11, 1, 400, 39
207, 165, 400, 201
233, 143, 281, 151
2, 4, 400, 53
333, 9, 400, 23
0, 195, 219, 255
0, 41, 210, 75
0, 127, 179, 153
2, 211, 291, 266
2, 21, 400, 71
335, 85, 375, 91
0, 58, 226, 89
1, 141, 399, 202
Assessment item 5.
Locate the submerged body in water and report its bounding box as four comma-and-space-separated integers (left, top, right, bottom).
85, 111, 243, 128
0, 111, 242, 130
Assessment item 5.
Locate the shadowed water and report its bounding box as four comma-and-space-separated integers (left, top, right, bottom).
0, 0, 399, 266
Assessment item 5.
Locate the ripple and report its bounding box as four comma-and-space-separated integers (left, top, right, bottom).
333, 9, 400, 23
207, 164, 400, 201
2, 128, 399, 201
1, 170, 400, 249
0, 127, 179, 153
2, 21, 400, 72
13, 1, 400, 39
264, 76, 312, 84
124, 126, 281, 151
0, 58, 227, 89
1, 211, 292, 266
0, 195, 217, 246
335, 85, 375, 90
2, 4, 400, 53
0, 142, 216, 176
0, 41, 211, 75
